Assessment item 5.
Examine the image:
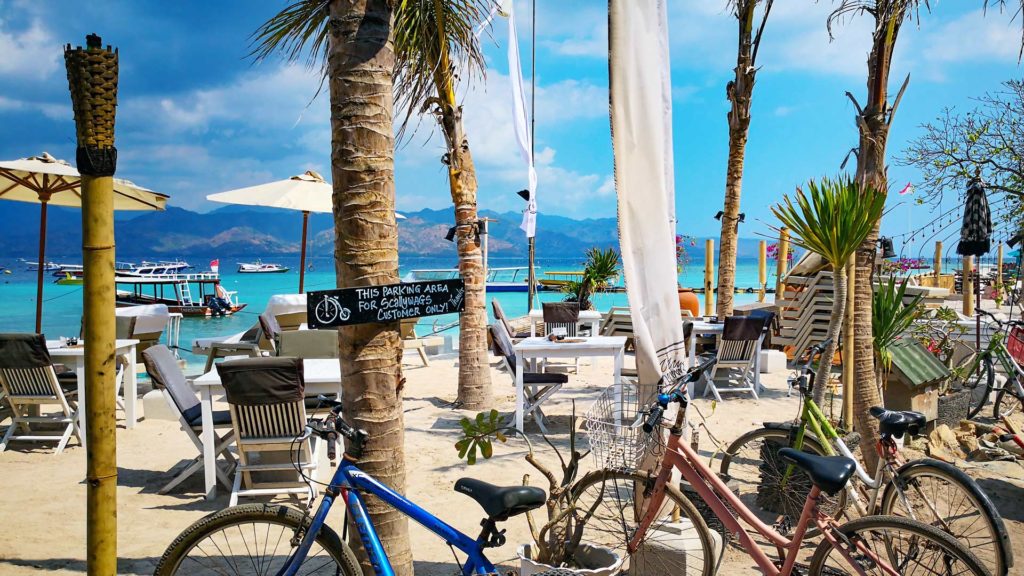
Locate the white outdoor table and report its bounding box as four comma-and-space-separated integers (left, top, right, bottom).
686, 320, 761, 389
527, 309, 603, 337
192, 358, 342, 500
512, 336, 626, 434
47, 339, 140, 447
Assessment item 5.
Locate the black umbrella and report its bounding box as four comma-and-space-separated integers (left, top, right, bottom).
958, 177, 992, 352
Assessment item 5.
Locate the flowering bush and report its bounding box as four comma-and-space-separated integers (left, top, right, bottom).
676, 234, 697, 273
880, 257, 929, 274
766, 242, 794, 265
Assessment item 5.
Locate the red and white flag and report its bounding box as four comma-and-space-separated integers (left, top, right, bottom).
899, 182, 914, 195
210, 259, 220, 273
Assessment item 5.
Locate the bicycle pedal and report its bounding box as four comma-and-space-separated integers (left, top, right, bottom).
772, 515, 793, 536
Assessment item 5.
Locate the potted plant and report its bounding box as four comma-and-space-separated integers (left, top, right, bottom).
563, 248, 620, 311
872, 276, 924, 391
676, 234, 700, 317
455, 407, 624, 575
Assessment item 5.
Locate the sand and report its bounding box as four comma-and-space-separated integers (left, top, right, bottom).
1, 353, 1021, 575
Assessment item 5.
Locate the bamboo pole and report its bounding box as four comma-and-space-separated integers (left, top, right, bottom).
963, 256, 975, 316
776, 227, 790, 298
35, 198, 49, 332
66, 34, 119, 575
842, 260, 856, 430
705, 239, 714, 317
934, 241, 943, 277
299, 210, 309, 293
758, 240, 767, 302
997, 243, 1005, 290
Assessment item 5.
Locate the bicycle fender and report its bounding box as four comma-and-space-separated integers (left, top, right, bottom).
763, 421, 795, 431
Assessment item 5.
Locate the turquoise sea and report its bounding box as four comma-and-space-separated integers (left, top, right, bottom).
0, 254, 768, 370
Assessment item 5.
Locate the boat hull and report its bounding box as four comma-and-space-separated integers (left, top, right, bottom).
116, 295, 247, 317
487, 283, 532, 292
237, 268, 290, 274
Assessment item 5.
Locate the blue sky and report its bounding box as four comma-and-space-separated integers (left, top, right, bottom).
1, 0, 1021, 256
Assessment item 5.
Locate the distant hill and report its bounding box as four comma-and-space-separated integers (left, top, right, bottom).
0, 202, 764, 259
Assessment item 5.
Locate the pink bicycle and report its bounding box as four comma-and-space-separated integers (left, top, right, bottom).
573, 358, 990, 575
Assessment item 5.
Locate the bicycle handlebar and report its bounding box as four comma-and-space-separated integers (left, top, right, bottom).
306, 395, 368, 461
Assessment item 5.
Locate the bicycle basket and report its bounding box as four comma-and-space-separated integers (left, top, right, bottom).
582, 383, 661, 470
1009, 326, 1024, 365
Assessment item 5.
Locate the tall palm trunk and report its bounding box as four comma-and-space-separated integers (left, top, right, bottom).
327, 1, 412, 573
813, 263, 846, 406
717, 1, 771, 319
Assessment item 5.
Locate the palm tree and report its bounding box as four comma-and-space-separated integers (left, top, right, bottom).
716, 0, 774, 319
772, 176, 885, 407
391, 0, 495, 409
829, 0, 1023, 469
252, 2, 413, 574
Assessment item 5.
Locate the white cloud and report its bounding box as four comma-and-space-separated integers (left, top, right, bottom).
0, 17, 59, 80
0, 95, 69, 120
773, 105, 794, 117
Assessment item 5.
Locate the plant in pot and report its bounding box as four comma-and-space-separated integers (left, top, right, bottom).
454, 407, 623, 575
676, 234, 700, 317
872, 276, 925, 392
563, 247, 620, 311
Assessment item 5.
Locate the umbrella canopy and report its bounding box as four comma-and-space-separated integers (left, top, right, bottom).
957, 177, 992, 257
207, 170, 403, 292
0, 152, 168, 332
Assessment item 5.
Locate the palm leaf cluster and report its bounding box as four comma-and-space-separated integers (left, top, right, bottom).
872, 276, 923, 372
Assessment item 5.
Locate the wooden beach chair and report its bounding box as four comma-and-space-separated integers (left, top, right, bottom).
703, 316, 767, 401
490, 322, 568, 434
541, 302, 581, 373
400, 318, 430, 367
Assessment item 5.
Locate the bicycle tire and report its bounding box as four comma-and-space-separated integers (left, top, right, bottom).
719, 426, 847, 531
880, 458, 1011, 576
808, 515, 990, 576
994, 381, 1024, 419
568, 468, 718, 576
966, 355, 995, 420
154, 503, 361, 576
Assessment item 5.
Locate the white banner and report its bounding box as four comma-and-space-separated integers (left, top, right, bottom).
609, 0, 687, 387
507, 1, 537, 238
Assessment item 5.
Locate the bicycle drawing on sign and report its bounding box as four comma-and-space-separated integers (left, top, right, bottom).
314, 295, 351, 326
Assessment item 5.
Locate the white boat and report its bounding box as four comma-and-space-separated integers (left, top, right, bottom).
237, 260, 290, 274
402, 266, 538, 292
19, 258, 60, 271
119, 260, 191, 277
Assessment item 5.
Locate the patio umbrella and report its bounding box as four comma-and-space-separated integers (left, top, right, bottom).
0, 152, 168, 332
957, 176, 992, 351
206, 170, 405, 293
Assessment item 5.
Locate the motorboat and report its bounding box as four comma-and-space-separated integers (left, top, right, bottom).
402, 266, 539, 292
119, 260, 191, 277
237, 260, 290, 274
115, 271, 246, 317
19, 258, 59, 271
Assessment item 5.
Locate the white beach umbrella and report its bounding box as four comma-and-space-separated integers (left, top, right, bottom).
0, 152, 168, 332
206, 170, 404, 293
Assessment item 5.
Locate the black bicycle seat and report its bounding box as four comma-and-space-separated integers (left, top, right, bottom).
778, 448, 856, 496
454, 478, 545, 521
869, 406, 926, 438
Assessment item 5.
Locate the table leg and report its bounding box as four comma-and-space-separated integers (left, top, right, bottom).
515, 351, 525, 434
76, 359, 87, 450
590, 320, 600, 365
689, 333, 697, 368
754, 339, 762, 392
201, 387, 216, 500
125, 345, 138, 429
530, 321, 536, 338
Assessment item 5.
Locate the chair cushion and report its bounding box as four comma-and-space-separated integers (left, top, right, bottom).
523, 372, 569, 385
542, 302, 580, 324
0, 333, 52, 369
186, 408, 231, 428
217, 357, 304, 406
143, 345, 201, 415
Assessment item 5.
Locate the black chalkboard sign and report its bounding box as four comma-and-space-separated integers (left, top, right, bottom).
306, 279, 466, 329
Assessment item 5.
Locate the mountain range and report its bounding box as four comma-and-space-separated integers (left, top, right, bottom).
0, 202, 766, 260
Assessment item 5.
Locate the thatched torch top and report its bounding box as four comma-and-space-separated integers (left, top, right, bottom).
64, 34, 119, 151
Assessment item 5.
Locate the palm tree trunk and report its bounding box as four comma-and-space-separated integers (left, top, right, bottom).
327, 2, 411, 574
813, 263, 846, 406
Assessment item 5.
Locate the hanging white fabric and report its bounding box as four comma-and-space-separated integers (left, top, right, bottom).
609, 0, 687, 388
505, 1, 538, 238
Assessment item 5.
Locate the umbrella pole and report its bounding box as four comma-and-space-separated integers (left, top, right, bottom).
35, 199, 48, 333
300, 210, 309, 294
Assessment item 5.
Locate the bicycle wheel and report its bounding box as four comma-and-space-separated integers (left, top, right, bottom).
965, 356, 995, 419
994, 380, 1024, 419
155, 503, 360, 576
569, 468, 717, 576
809, 515, 990, 575
719, 427, 846, 529
880, 459, 1010, 576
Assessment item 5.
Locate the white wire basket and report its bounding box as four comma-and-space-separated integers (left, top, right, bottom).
582, 382, 662, 470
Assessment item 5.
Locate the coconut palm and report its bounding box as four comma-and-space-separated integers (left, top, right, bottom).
251, 2, 413, 573
716, 0, 774, 319
829, 0, 1024, 469
391, 0, 496, 410
772, 175, 885, 407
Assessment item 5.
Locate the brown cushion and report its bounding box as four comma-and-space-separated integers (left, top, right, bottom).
217, 356, 304, 406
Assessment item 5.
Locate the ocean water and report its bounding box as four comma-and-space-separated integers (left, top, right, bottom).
0, 254, 770, 370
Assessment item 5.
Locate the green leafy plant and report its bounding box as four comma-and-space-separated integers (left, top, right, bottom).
872, 276, 924, 388
454, 404, 594, 567
563, 247, 620, 310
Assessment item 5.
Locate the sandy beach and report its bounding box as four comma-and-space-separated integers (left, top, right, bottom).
2, 349, 1021, 575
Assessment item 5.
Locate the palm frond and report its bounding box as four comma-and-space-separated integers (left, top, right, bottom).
873, 276, 923, 370
392, 0, 496, 139
249, 0, 331, 70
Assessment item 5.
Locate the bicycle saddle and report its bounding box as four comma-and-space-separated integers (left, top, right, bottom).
454, 478, 546, 521
868, 406, 926, 438
778, 448, 856, 496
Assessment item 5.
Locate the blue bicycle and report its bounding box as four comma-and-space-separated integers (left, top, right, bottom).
155, 397, 546, 575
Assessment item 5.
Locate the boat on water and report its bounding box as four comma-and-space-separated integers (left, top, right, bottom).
55, 272, 83, 286
538, 270, 621, 291
119, 260, 191, 277
19, 258, 60, 271
115, 268, 245, 317
237, 260, 290, 274
402, 266, 539, 292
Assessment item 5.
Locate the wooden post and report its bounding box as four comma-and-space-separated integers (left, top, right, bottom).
842, 260, 856, 430
997, 243, 1005, 290
704, 239, 714, 317
776, 227, 790, 299
963, 256, 975, 316
758, 240, 767, 302
934, 241, 943, 278
35, 198, 49, 333
298, 210, 309, 294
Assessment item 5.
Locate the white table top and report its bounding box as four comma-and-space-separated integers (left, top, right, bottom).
47, 339, 139, 356
193, 358, 341, 387
687, 320, 724, 334
527, 309, 604, 320
514, 336, 626, 353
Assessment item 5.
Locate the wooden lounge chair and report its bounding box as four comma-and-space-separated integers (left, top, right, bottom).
541, 302, 581, 373
704, 316, 768, 401
217, 357, 321, 506
490, 322, 568, 434
0, 333, 81, 454
492, 299, 531, 340
400, 318, 430, 367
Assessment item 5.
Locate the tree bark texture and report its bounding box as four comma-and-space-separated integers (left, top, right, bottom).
326, 1, 411, 574
813, 263, 847, 407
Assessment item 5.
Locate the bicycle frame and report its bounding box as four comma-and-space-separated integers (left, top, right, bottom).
283, 458, 496, 576
635, 429, 894, 576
